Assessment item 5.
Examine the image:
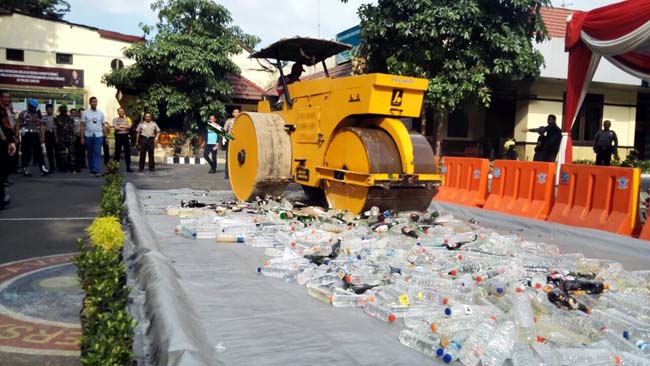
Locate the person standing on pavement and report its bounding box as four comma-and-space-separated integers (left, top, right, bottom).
0, 91, 16, 186
135, 112, 160, 172
43, 104, 58, 172
521, 114, 562, 162
203, 114, 219, 174
593, 120, 618, 166
112, 107, 133, 172
0, 90, 17, 209
223, 108, 239, 179
17, 99, 49, 176
80, 97, 105, 177
102, 118, 111, 166
55, 104, 77, 173
71, 108, 85, 171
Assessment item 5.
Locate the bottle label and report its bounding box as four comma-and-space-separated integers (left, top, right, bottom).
463, 305, 473, 315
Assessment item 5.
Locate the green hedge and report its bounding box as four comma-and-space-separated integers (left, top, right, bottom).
75, 161, 135, 366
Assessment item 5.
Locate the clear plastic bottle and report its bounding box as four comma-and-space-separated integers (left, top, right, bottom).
398, 329, 439, 358
512, 288, 536, 342
245, 235, 278, 247
403, 305, 445, 328
531, 342, 560, 365
600, 328, 643, 355
330, 288, 371, 307
620, 351, 650, 366
457, 317, 497, 366
306, 284, 332, 304
216, 233, 245, 243
555, 347, 621, 365
304, 273, 341, 287
295, 265, 317, 286
481, 321, 517, 366
440, 339, 462, 364
257, 266, 297, 281
363, 301, 396, 322
535, 318, 593, 346
444, 303, 497, 318
511, 343, 540, 366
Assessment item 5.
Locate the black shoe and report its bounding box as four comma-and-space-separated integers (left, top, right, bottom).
22, 168, 32, 177
139, 169, 144, 172
149, 168, 155, 172
126, 168, 134, 173
209, 169, 216, 174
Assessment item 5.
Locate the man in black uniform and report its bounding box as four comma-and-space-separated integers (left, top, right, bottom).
43, 103, 58, 172
593, 120, 618, 166
522, 114, 563, 162
0, 90, 17, 209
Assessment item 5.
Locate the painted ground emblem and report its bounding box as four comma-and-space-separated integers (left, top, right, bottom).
0, 253, 81, 356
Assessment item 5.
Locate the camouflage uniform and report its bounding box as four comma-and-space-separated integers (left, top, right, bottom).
55, 114, 76, 172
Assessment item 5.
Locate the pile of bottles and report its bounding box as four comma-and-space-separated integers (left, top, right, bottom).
168, 195, 650, 365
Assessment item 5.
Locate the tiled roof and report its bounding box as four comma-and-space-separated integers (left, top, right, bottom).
97, 30, 145, 43
225, 74, 270, 101
540, 7, 575, 38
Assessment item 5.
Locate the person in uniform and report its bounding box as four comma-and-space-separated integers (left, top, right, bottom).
203, 114, 219, 174
17, 99, 49, 176
135, 112, 160, 172
222, 108, 239, 179
55, 104, 77, 173
0, 90, 17, 209
521, 114, 563, 162
80, 97, 105, 177
593, 120, 619, 166
43, 103, 58, 172
112, 107, 133, 172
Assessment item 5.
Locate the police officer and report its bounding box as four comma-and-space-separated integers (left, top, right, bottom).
17, 99, 49, 176
135, 112, 160, 172
43, 103, 58, 172
593, 120, 618, 166
112, 107, 133, 172
0, 90, 17, 209
55, 104, 77, 173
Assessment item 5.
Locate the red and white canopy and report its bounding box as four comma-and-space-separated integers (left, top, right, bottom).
561, 0, 650, 164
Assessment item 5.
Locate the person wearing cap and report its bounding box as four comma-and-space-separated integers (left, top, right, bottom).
17, 98, 49, 176
44, 103, 58, 172
80, 97, 105, 177
276, 63, 304, 105
112, 107, 133, 172
55, 104, 77, 172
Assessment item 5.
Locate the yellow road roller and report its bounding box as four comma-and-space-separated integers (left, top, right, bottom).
228, 37, 442, 214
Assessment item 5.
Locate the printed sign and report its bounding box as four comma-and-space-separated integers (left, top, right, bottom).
617, 176, 629, 190
537, 173, 547, 185
441, 165, 448, 175
391, 89, 403, 106
560, 172, 570, 184
473, 169, 480, 180
0, 63, 84, 88
493, 168, 501, 178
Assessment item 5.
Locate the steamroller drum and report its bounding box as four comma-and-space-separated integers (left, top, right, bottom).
228, 112, 292, 201
323, 127, 435, 214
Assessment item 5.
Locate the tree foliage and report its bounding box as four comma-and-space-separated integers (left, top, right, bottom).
349, 0, 550, 113
0, 0, 70, 19
103, 0, 259, 139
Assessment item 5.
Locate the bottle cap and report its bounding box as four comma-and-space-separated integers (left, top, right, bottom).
388, 313, 396, 322
534, 283, 542, 289
515, 287, 523, 293
442, 297, 449, 305
623, 331, 629, 339
496, 287, 504, 294
431, 323, 438, 332
257, 267, 262, 273
444, 308, 452, 316
457, 254, 463, 260
449, 269, 458, 276
436, 348, 444, 357
475, 276, 483, 283
615, 355, 621, 365
443, 354, 453, 363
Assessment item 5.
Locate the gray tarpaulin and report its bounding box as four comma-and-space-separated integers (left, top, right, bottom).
125, 183, 650, 366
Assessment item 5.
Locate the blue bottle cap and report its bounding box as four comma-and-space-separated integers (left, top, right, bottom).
444, 308, 452, 316
357, 255, 362, 260
257, 267, 262, 273
496, 287, 504, 294
623, 331, 629, 339
443, 354, 453, 364
436, 348, 444, 357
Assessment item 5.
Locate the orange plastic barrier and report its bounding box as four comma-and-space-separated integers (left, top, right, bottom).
483, 160, 556, 220
435, 157, 489, 207
639, 204, 650, 240
547, 164, 640, 236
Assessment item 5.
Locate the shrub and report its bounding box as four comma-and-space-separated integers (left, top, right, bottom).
86, 216, 125, 252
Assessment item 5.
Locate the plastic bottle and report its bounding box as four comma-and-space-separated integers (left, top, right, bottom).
560, 278, 606, 294
555, 347, 621, 365
245, 235, 278, 247
480, 320, 517, 366
257, 266, 297, 281
330, 287, 371, 307
600, 328, 643, 355
511, 343, 540, 366
363, 301, 396, 322
512, 288, 536, 342
444, 303, 497, 319
177, 225, 197, 239
403, 305, 445, 328
440, 339, 462, 364
216, 233, 245, 243
457, 317, 497, 366
547, 288, 590, 313
535, 318, 593, 345
531, 342, 560, 365
304, 273, 341, 287
620, 351, 650, 366
306, 284, 331, 304
398, 329, 439, 358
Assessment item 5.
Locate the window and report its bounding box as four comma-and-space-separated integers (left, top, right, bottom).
570, 94, 603, 145
447, 109, 469, 138
6, 49, 24, 62
56, 53, 73, 65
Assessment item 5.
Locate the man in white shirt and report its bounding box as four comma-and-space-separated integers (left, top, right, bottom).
79, 97, 105, 176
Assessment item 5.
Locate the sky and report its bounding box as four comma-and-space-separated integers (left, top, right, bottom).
65, 0, 621, 48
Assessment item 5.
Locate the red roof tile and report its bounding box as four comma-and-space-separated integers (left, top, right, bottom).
97, 30, 144, 43
540, 7, 575, 38
225, 74, 270, 101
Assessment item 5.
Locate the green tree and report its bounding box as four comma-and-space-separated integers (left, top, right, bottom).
346, 0, 550, 154
103, 0, 259, 151
0, 0, 70, 19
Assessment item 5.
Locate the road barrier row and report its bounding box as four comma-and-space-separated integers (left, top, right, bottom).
435, 158, 646, 239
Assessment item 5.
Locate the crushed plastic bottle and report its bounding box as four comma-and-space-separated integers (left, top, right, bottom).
457, 317, 497, 366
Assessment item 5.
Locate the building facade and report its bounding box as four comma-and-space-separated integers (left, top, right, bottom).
0, 10, 144, 120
